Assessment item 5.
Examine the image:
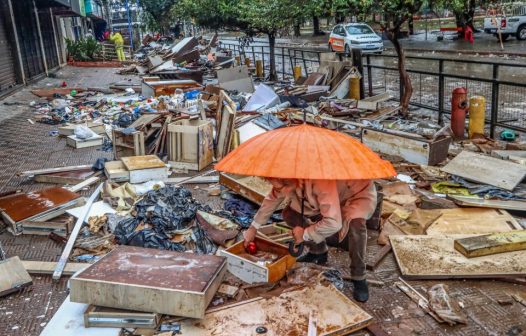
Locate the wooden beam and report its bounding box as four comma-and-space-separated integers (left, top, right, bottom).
53, 183, 102, 281
66, 176, 101, 193
18, 165, 93, 177
454, 230, 526, 258
366, 244, 392, 270
0, 256, 32, 297
22, 260, 89, 275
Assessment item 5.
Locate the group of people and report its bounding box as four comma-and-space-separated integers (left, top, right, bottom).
85, 28, 125, 61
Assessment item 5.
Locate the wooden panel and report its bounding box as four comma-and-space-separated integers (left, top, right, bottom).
426, 208, 521, 235
167, 120, 214, 171
180, 284, 372, 335
390, 235, 526, 279
219, 173, 286, 207
0, 187, 80, 222
70, 246, 227, 318
441, 151, 526, 191
454, 230, 526, 258
34, 169, 96, 185
447, 195, 526, 211
0, 256, 32, 297
361, 128, 450, 166
121, 155, 166, 171
66, 135, 103, 149
104, 161, 129, 182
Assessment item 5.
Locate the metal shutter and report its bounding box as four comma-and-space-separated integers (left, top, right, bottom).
0, 3, 19, 95
38, 9, 59, 70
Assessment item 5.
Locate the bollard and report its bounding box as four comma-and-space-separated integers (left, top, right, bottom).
235, 56, 241, 66
349, 76, 361, 100
293, 65, 302, 81
244, 57, 251, 67
468, 96, 486, 138
451, 87, 469, 139
255, 60, 264, 78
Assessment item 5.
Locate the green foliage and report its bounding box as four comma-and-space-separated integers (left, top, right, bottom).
175, 0, 245, 31
137, 0, 179, 33
65, 37, 102, 61
238, 0, 308, 34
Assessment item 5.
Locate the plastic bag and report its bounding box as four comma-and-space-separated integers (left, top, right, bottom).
74, 125, 97, 139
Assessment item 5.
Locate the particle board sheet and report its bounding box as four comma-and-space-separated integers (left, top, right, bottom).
180, 283, 372, 335
0, 256, 32, 297
0, 187, 80, 222
121, 155, 166, 171
440, 151, 526, 191
40, 296, 120, 336
70, 246, 227, 318
390, 235, 526, 279
426, 208, 521, 236
447, 195, 526, 211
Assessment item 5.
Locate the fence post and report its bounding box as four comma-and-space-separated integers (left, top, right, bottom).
490, 64, 499, 138
438, 59, 444, 125
367, 55, 373, 96
302, 50, 308, 77
261, 46, 265, 74
351, 49, 364, 99
252, 46, 256, 66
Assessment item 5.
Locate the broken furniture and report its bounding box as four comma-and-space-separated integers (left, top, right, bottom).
104, 161, 130, 182
167, 119, 214, 171
219, 173, 278, 205
70, 246, 227, 318
33, 168, 98, 185
361, 128, 451, 166
0, 187, 83, 234
215, 90, 237, 160
84, 306, 160, 329
120, 155, 168, 183
66, 134, 104, 149
219, 236, 296, 284
141, 79, 201, 98
217, 66, 255, 93
58, 122, 105, 136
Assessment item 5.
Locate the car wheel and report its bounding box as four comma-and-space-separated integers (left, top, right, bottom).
517, 25, 526, 40
344, 44, 351, 57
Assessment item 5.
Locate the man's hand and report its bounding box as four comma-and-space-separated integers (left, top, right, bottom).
243, 226, 258, 248
292, 226, 305, 244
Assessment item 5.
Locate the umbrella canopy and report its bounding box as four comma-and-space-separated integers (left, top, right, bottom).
215, 124, 396, 180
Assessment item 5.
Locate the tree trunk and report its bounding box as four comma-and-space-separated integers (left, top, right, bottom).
313, 15, 322, 36
294, 22, 301, 37
268, 32, 277, 81
387, 29, 412, 116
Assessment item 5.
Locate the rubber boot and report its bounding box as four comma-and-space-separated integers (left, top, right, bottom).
296, 251, 328, 265
352, 279, 369, 302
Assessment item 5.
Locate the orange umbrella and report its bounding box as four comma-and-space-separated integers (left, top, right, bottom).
215, 124, 396, 180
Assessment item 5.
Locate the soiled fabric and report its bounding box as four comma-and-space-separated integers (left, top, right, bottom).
252, 179, 377, 243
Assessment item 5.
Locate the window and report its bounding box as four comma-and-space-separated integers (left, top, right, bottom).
346, 25, 374, 35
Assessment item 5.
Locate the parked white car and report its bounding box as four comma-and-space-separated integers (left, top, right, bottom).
328, 23, 384, 55
483, 4, 526, 40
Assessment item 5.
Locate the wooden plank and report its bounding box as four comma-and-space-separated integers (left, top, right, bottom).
70, 246, 227, 318
17, 165, 93, 177
179, 283, 372, 335
67, 176, 101, 193
0, 256, 32, 297
426, 208, 521, 235
454, 230, 526, 258
366, 244, 392, 270
390, 235, 526, 279
21, 260, 89, 275
441, 151, 526, 191
121, 155, 165, 171
447, 195, 526, 211
53, 183, 102, 281
33, 169, 96, 185
165, 175, 219, 185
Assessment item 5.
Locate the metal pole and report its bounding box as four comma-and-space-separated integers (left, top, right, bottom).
367, 55, 373, 96
490, 64, 499, 138
7, 0, 26, 84
125, 0, 133, 50
438, 59, 444, 125
33, 0, 49, 75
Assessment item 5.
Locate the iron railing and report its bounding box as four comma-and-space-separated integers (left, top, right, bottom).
218, 41, 526, 137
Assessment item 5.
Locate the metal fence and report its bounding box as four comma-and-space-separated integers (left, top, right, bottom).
219, 41, 526, 137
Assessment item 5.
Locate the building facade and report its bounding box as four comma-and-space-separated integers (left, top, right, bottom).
0, 0, 108, 98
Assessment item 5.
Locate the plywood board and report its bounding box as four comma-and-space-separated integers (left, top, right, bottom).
40, 296, 120, 336
447, 195, 526, 211
426, 208, 521, 235
21, 260, 89, 275
70, 246, 227, 318
390, 235, 526, 279
454, 230, 526, 258
34, 169, 96, 184
441, 151, 526, 191
121, 155, 166, 171
180, 284, 372, 335
0, 256, 32, 297
0, 187, 80, 222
